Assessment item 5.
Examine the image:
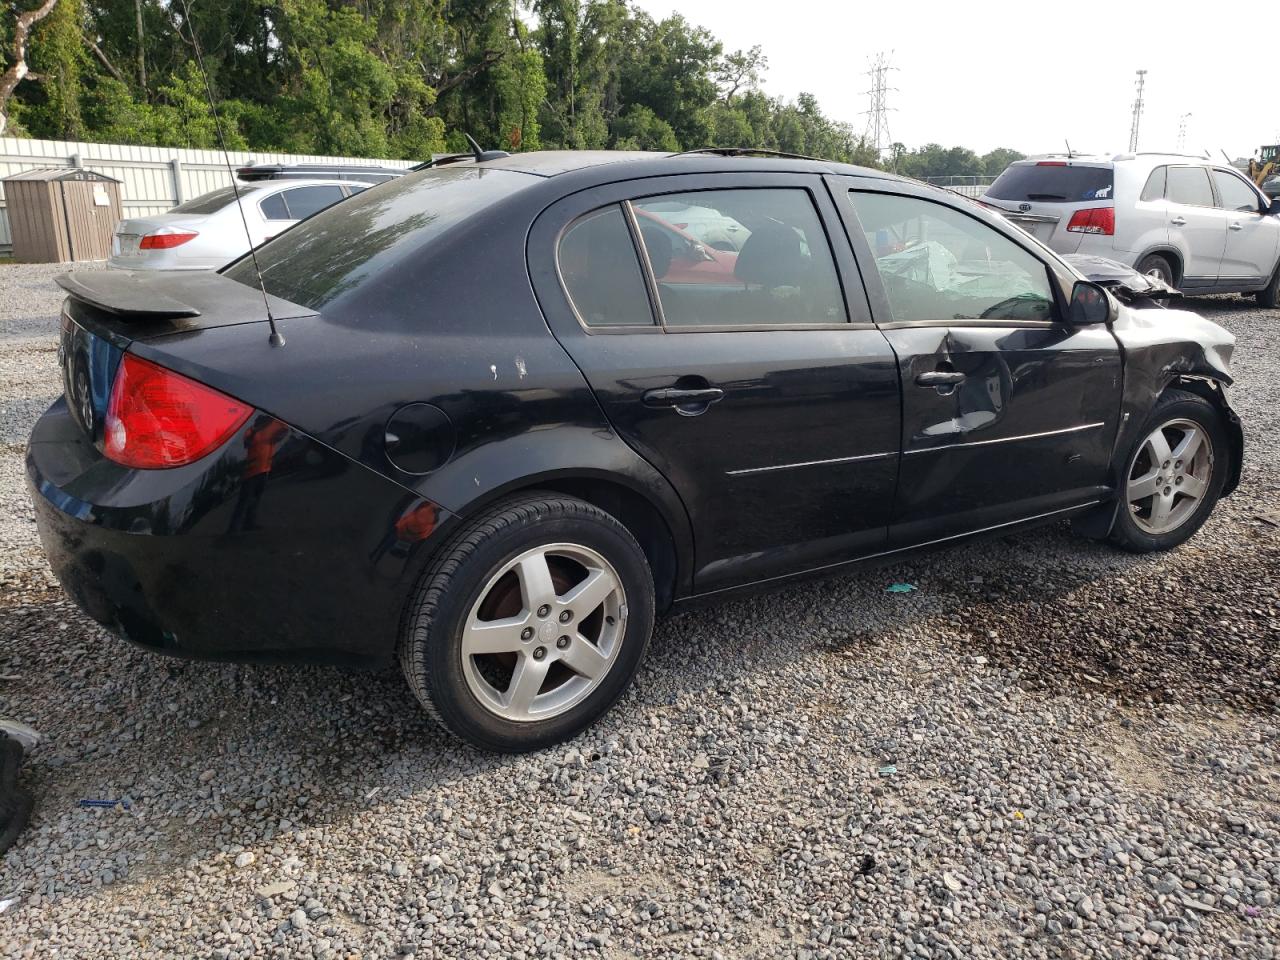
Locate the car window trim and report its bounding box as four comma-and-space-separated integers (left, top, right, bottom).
553, 203, 662, 334
831, 179, 1068, 329
258, 189, 292, 222
623, 184, 859, 334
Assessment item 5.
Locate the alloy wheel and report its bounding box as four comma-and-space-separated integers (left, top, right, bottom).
1126, 418, 1213, 535
461, 543, 627, 722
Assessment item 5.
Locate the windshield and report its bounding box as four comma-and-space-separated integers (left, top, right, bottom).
224, 167, 530, 310
987, 164, 1114, 203
170, 186, 241, 215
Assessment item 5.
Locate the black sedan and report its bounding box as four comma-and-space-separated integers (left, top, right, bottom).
27, 149, 1243, 752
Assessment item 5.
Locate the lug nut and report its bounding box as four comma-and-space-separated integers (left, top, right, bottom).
520, 626, 534, 641
536, 604, 551, 618
532, 646, 546, 661
1164, 487, 1172, 495
1175, 477, 1183, 485
556, 635, 570, 649
558, 610, 573, 623
1163, 460, 1170, 469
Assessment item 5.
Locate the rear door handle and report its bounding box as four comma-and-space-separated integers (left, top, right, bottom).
642, 386, 724, 414
1229, 222, 1244, 231
1171, 216, 1187, 226
915, 371, 966, 387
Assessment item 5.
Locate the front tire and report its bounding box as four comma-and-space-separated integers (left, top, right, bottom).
399, 494, 655, 752
1109, 390, 1226, 553
1256, 262, 1280, 308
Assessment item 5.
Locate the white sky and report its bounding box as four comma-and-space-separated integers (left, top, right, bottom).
632, 0, 1278, 162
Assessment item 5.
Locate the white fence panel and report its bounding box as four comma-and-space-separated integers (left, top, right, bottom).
0, 136, 415, 253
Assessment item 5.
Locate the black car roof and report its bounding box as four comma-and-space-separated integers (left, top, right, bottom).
480, 149, 900, 183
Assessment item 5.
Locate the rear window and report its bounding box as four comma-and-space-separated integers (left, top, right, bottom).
225, 167, 530, 310
986, 163, 1114, 203
170, 186, 239, 215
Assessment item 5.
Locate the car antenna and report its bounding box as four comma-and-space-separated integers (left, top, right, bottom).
1064, 139, 1074, 159
1220, 148, 1233, 164
462, 133, 511, 163
177, 0, 284, 348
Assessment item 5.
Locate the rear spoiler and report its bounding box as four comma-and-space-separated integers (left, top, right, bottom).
54, 270, 317, 329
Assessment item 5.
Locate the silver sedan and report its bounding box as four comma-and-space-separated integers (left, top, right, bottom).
107, 179, 372, 271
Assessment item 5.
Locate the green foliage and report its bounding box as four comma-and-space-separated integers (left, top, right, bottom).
3, 0, 1020, 174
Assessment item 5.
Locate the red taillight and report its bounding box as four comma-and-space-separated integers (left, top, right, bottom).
1066, 206, 1115, 236
1037, 161, 1068, 167
139, 231, 198, 250
103, 354, 251, 468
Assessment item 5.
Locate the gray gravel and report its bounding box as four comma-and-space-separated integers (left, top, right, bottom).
1, 263, 1277, 959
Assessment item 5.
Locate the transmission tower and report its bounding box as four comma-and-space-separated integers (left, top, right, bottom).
1176, 112, 1191, 151
862, 53, 897, 163
1128, 69, 1147, 152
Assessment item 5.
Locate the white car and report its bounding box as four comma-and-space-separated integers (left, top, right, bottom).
981, 153, 1280, 306
107, 179, 372, 271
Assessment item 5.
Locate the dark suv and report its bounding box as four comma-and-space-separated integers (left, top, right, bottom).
27, 150, 1243, 751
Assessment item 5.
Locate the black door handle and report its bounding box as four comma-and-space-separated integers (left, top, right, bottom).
642, 386, 725, 413
915, 371, 966, 387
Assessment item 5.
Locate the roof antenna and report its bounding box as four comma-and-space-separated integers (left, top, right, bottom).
177, 0, 284, 348
1064, 139, 1074, 159
462, 133, 511, 163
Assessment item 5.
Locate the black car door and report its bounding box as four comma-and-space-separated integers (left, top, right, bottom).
828, 176, 1123, 546
528, 173, 902, 593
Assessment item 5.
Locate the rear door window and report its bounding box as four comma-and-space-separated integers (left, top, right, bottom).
259, 192, 290, 221
1140, 166, 1167, 202
558, 206, 655, 327
986, 163, 1114, 202
849, 191, 1057, 324
1166, 167, 1215, 207
281, 185, 346, 220
630, 189, 847, 327
1212, 170, 1261, 212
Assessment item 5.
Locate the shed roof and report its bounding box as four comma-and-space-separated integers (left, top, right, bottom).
2, 167, 122, 184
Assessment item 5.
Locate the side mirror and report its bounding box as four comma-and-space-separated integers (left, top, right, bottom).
1269, 196, 1280, 216
1068, 280, 1113, 325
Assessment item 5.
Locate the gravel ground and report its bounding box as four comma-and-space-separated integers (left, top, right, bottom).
0, 262, 1277, 959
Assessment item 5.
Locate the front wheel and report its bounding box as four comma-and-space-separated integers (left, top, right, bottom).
1256, 262, 1280, 308
399, 494, 655, 752
1109, 390, 1226, 553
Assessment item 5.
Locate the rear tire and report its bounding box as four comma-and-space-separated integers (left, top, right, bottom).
1136, 253, 1175, 288
399, 493, 655, 752
1256, 262, 1280, 308
1108, 390, 1226, 553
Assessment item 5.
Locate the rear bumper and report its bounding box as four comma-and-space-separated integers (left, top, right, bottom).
26, 398, 452, 666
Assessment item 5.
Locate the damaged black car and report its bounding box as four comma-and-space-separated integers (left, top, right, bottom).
27, 149, 1243, 751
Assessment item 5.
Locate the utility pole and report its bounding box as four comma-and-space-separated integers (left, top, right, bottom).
1176, 112, 1191, 151
1128, 69, 1147, 153
862, 52, 897, 167
135, 0, 147, 94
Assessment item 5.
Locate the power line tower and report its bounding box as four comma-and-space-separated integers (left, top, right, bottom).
1128, 69, 1148, 152
862, 52, 897, 164
1176, 112, 1191, 151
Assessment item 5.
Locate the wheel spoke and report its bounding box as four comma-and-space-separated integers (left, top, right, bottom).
1171, 427, 1203, 464
1128, 468, 1160, 501
463, 614, 530, 656
558, 568, 615, 617
560, 633, 610, 680
1145, 429, 1172, 467
505, 653, 550, 713
1179, 474, 1207, 500
515, 551, 557, 610
1149, 493, 1174, 527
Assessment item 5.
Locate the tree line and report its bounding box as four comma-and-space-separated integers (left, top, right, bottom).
2, 0, 1022, 180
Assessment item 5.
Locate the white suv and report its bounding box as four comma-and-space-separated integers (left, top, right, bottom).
981, 153, 1280, 306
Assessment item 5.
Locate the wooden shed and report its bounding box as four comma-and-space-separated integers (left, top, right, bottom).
2, 168, 123, 263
